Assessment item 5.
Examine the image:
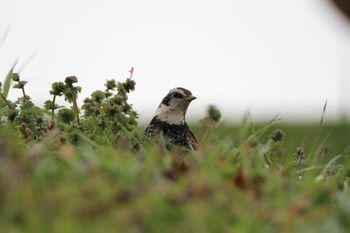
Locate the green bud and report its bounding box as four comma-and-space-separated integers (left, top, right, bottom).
50, 82, 66, 96
295, 147, 305, 160
270, 129, 285, 142
65, 76, 78, 86
11, 73, 20, 81
208, 105, 221, 123
91, 91, 106, 103
105, 79, 117, 91
124, 78, 136, 92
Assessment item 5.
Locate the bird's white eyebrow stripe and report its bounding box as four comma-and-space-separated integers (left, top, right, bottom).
169, 87, 192, 97
178, 87, 192, 96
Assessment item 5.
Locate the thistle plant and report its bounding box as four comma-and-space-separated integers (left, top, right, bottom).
12, 73, 28, 102
1, 73, 47, 140
200, 105, 222, 144
263, 129, 286, 167
81, 69, 139, 148
46, 81, 66, 121
0, 82, 17, 123
63, 76, 81, 125
1, 65, 140, 146
294, 147, 306, 171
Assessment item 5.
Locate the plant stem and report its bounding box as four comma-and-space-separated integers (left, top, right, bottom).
52, 95, 56, 121
21, 85, 26, 101
0, 93, 12, 109
72, 96, 80, 125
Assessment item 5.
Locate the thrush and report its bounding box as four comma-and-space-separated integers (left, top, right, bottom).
145, 87, 199, 151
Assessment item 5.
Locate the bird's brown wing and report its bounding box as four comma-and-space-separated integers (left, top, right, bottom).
186, 129, 199, 151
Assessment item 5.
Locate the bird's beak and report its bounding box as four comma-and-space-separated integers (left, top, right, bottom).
183, 96, 197, 102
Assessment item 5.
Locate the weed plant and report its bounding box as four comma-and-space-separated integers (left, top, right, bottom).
0, 66, 350, 233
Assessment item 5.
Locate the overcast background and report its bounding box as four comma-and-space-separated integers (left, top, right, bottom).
1, 0, 350, 124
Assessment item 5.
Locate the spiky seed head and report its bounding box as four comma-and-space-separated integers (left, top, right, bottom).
270, 129, 285, 142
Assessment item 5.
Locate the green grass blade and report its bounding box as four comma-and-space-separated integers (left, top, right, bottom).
315, 154, 343, 181
306, 101, 330, 162
0, 26, 10, 48
247, 114, 281, 141
2, 61, 17, 98
319, 100, 328, 127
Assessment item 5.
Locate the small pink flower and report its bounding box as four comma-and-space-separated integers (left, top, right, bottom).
129, 67, 134, 79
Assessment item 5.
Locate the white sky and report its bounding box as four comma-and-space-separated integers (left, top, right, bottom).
1, 0, 350, 123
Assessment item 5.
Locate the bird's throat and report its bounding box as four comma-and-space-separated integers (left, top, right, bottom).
155, 105, 186, 125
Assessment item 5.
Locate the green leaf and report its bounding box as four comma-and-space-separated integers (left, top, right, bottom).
19, 106, 47, 116
2, 61, 17, 98
13, 83, 22, 89
76, 131, 101, 148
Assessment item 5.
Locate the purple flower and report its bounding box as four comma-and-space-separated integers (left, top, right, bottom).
129, 67, 134, 79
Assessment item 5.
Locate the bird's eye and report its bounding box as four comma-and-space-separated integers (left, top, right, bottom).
173, 93, 183, 98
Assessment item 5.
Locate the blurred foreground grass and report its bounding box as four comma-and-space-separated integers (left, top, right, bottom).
1, 67, 349, 232
1, 121, 350, 233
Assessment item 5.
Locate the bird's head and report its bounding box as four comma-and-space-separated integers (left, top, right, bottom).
155, 87, 196, 125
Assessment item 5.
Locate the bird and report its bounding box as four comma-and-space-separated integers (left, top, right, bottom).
145, 87, 199, 151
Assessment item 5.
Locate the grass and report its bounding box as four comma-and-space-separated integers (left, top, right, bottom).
1, 121, 350, 233
0, 67, 350, 232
